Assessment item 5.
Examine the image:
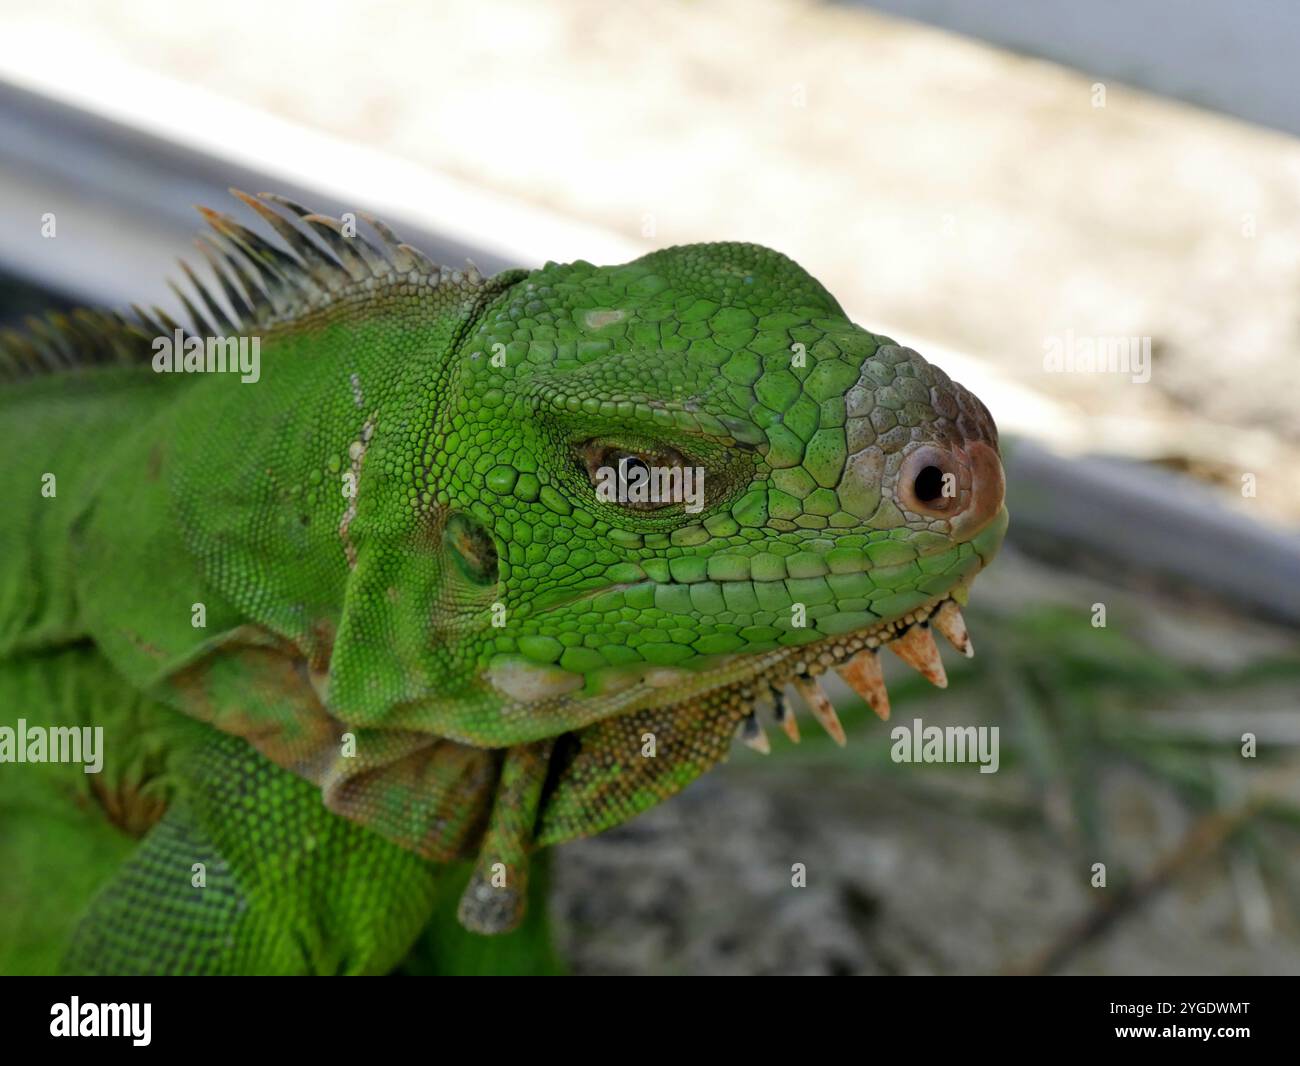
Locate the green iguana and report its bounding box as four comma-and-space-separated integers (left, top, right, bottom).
0, 191, 1007, 974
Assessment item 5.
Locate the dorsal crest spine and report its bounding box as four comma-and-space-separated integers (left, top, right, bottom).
0, 190, 485, 382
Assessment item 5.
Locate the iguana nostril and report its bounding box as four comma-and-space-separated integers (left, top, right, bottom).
913, 464, 946, 503
898, 445, 961, 517
949, 441, 1006, 543
896, 441, 1005, 539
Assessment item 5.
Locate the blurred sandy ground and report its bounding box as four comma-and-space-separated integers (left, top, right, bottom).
3, 0, 1299, 524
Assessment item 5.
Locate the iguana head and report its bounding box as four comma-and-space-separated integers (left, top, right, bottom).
114, 199, 1006, 928
416, 242, 1008, 840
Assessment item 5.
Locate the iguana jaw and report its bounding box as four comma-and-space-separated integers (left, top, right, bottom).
724, 590, 971, 751
588, 584, 973, 754
486, 540, 1003, 755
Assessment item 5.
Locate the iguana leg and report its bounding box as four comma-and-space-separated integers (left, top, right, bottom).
1, 647, 559, 974
396, 851, 565, 976
457, 738, 555, 934
63, 731, 443, 975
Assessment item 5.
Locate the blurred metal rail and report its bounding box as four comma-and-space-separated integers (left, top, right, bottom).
2, 79, 1298, 627
1003, 441, 1300, 627
857, 0, 1300, 138
0, 79, 512, 312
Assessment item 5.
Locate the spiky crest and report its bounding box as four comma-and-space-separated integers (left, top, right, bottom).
0, 190, 485, 382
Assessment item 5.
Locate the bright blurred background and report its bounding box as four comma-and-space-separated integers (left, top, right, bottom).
1, 0, 1297, 974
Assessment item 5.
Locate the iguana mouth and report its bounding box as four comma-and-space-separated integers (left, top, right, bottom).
484, 569, 992, 748
526, 583, 986, 861
553, 583, 980, 745
722, 590, 973, 753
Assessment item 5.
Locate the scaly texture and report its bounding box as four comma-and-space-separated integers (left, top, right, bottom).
0, 192, 1007, 973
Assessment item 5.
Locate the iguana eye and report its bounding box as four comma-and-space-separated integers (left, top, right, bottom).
577, 441, 695, 511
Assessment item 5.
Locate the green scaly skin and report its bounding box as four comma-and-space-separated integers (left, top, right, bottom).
0, 193, 1006, 974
